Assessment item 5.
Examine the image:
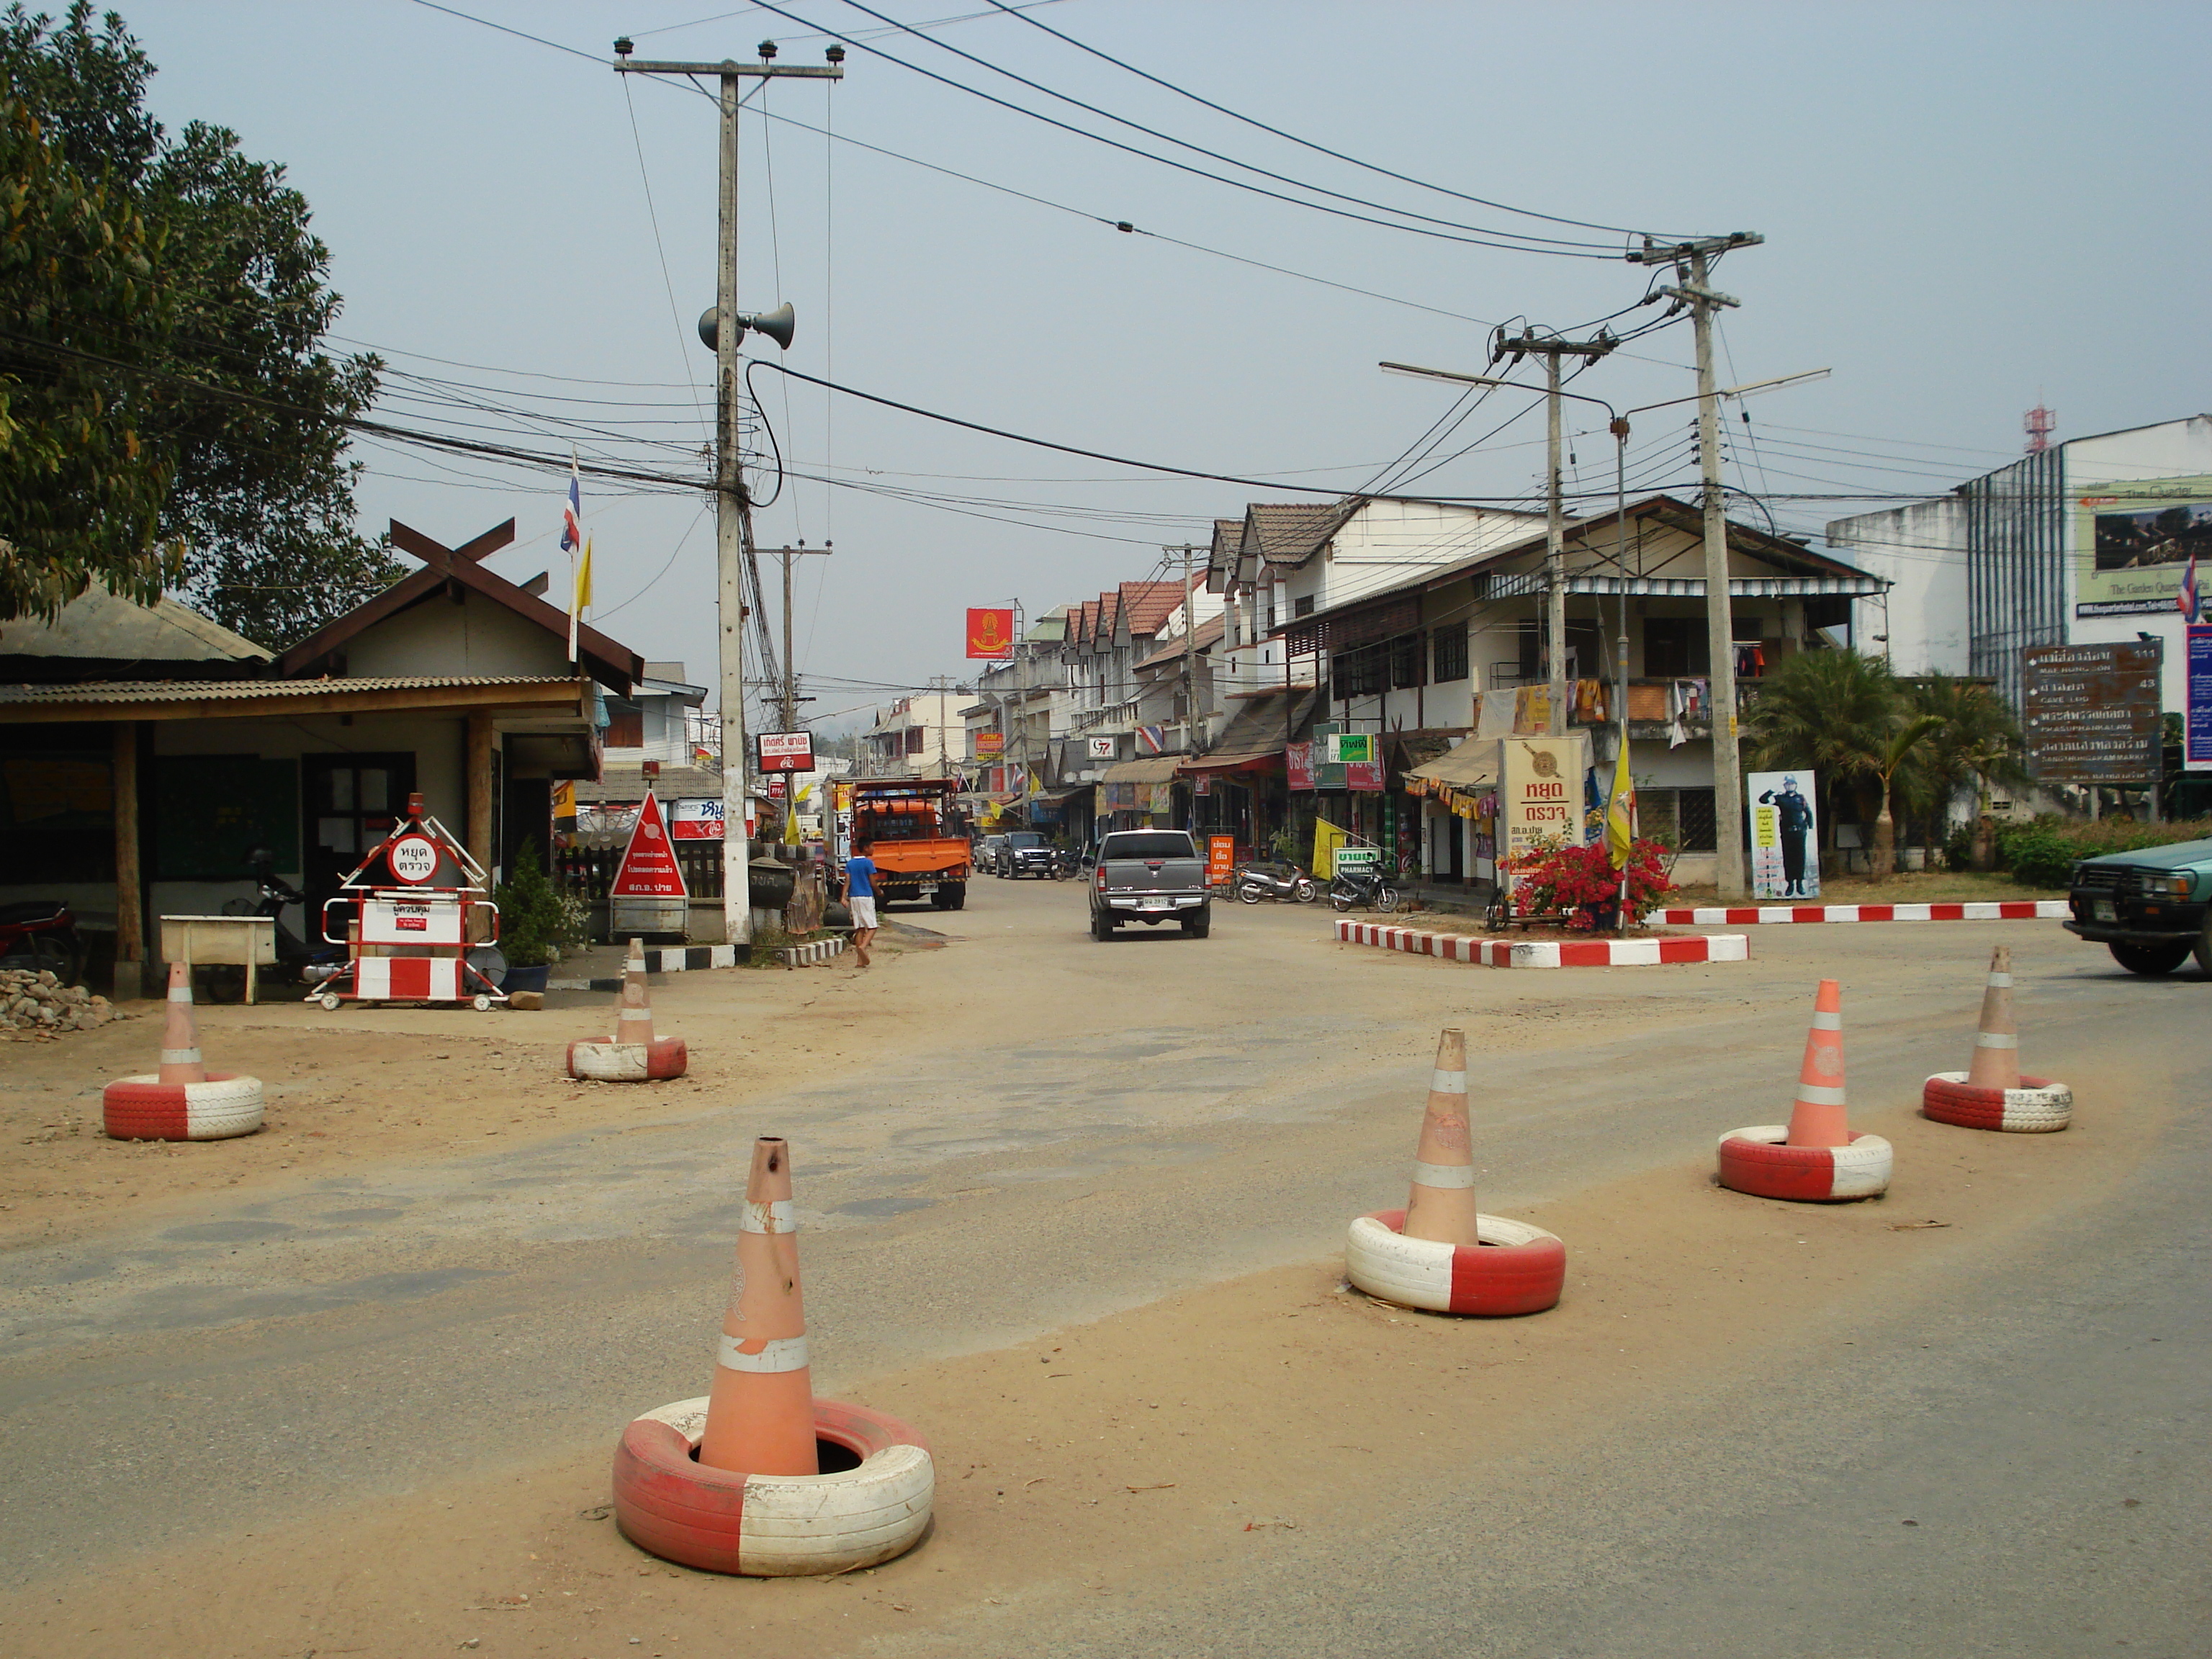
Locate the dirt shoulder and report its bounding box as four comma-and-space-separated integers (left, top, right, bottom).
0, 1059, 2161, 1659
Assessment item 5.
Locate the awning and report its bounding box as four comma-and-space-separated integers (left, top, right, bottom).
1100, 756, 1183, 786
1181, 688, 1318, 773
1030, 784, 1092, 805
1403, 737, 1501, 790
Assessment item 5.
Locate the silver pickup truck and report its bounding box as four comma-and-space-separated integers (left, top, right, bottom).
1088, 829, 1211, 940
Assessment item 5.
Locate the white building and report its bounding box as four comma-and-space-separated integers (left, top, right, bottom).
861, 692, 966, 778
1827, 413, 2212, 713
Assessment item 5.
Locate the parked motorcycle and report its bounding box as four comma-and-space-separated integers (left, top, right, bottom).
197, 848, 347, 1002
1234, 863, 1318, 905
0, 898, 85, 984
1327, 867, 1400, 913
1049, 846, 1079, 881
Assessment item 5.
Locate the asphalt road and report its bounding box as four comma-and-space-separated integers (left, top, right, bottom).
1, 875, 2206, 1655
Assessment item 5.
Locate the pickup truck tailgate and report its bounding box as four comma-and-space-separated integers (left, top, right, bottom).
1102, 855, 1205, 891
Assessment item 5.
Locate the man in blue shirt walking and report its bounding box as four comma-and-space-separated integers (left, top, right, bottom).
844, 850, 878, 968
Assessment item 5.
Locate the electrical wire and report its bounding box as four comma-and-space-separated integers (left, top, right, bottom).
980, 0, 1692, 242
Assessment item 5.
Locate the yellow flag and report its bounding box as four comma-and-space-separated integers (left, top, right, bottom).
573, 536, 594, 611
1605, 740, 1636, 870
1312, 816, 1349, 880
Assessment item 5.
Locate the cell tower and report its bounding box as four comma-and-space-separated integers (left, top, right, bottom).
2023, 403, 2056, 454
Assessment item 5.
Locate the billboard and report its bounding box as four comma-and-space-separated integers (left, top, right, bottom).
966, 608, 1016, 659
2075, 477, 2212, 616
2188, 626, 2212, 773
2021, 640, 2162, 783
1748, 770, 1820, 900
756, 731, 814, 773
1500, 735, 1588, 899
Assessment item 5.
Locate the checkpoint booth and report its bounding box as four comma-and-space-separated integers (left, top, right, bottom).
316, 792, 503, 1010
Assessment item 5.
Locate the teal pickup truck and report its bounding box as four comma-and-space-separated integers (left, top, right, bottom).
2064, 837, 2212, 976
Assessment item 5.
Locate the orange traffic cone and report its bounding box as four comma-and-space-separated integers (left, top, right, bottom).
698, 1137, 819, 1476
1784, 979, 1851, 1148
1963, 946, 2020, 1091
1402, 1028, 1480, 1246
615, 938, 655, 1047
158, 961, 207, 1085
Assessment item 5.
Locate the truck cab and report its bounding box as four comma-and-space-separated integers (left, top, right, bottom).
2064, 838, 2212, 976
848, 779, 970, 912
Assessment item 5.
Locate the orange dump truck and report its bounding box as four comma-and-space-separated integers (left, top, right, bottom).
848, 778, 969, 911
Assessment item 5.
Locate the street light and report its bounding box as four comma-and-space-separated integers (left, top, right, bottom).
1378, 361, 1829, 929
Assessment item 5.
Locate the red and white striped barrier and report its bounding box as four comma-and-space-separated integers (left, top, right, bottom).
1334, 919, 1748, 968
1716, 1125, 1893, 1201
103, 1074, 264, 1141
613, 1395, 935, 1576
1346, 1209, 1565, 1316
1655, 899, 2066, 926
1921, 1073, 2074, 1133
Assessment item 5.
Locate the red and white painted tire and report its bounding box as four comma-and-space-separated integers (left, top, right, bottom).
566, 1035, 688, 1082
1922, 1072, 2072, 1133
1716, 1125, 1892, 1202
612, 1396, 934, 1576
102, 1074, 264, 1141
1344, 1208, 1566, 1316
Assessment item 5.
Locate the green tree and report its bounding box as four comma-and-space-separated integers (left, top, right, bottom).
1908, 673, 2028, 866
1744, 647, 1950, 880
0, 3, 398, 645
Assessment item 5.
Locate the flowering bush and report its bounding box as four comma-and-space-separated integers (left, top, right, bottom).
1501, 835, 1676, 930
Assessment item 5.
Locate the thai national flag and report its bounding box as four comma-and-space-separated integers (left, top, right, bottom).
560, 457, 583, 554
2182, 551, 2201, 625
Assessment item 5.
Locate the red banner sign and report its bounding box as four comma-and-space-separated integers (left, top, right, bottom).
756, 731, 814, 773
966, 608, 1016, 659
1286, 741, 1315, 791
608, 790, 688, 898
1207, 835, 1236, 886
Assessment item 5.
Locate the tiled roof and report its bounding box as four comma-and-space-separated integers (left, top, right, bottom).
1246, 501, 1357, 567
1133, 613, 1226, 672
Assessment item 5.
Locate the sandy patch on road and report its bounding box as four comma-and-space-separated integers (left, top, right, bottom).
0, 930, 955, 1248
0, 1061, 2160, 1659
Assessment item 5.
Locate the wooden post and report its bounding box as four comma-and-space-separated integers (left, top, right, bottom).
466, 713, 495, 940
112, 721, 143, 999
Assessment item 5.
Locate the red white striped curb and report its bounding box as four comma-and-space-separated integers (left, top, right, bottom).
1334, 918, 1748, 968
1654, 899, 2067, 926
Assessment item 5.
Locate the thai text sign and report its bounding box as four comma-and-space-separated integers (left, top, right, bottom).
1501, 735, 1587, 897
756, 731, 814, 773
670, 799, 724, 840
974, 732, 1004, 755
2022, 641, 2162, 784
2190, 626, 2212, 772
1208, 835, 1236, 886
609, 791, 688, 898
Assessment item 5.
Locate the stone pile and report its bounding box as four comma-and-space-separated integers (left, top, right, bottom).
0, 969, 116, 1035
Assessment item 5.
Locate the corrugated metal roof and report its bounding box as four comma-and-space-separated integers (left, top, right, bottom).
1100, 755, 1182, 786
0, 675, 580, 706
575, 762, 723, 802
0, 585, 272, 665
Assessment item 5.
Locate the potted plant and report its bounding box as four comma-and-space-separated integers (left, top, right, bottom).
494, 840, 585, 993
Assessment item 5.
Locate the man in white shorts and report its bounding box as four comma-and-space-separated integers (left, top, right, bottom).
845, 850, 879, 967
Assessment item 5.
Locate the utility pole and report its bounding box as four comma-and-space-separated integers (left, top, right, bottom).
1164, 543, 1204, 752
613, 38, 842, 945
1490, 328, 1616, 737
755, 543, 832, 732
1628, 231, 1762, 899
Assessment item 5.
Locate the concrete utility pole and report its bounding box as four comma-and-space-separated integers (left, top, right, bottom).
613, 39, 842, 944
756, 544, 831, 733
1164, 543, 1204, 752
1629, 233, 1761, 899
1489, 328, 1616, 737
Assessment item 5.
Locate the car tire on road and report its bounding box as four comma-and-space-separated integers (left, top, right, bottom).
2110, 939, 2193, 976
1345, 1209, 1566, 1316
1181, 908, 1211, 939
1922, 1071, 2073, 1133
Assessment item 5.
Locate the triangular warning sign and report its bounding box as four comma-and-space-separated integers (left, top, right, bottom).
609, 789, 689, 899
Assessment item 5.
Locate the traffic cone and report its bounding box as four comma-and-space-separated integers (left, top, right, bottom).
158, 961, 207, 1085
1963, 946, 2020, 1091
615, 938, 655, 1047
698, 1137, 819, 1477
1403, 1028, 1480, 1246
1784, 979, 1851, 1148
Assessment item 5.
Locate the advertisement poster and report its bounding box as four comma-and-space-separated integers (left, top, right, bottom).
2074, 477, 2212, 616
1748, 770, 1820, 899
1286, 740, 1315, 791
2188, 625, 2212, 772
670, 799, 724, 840
1207, 835, 1236, 886
1500, 735, 1587, 896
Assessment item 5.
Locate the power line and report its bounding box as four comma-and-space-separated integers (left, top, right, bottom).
981, 0, 1691, 241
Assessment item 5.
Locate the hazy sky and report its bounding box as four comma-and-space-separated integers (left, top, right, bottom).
117, 1, 2211, 729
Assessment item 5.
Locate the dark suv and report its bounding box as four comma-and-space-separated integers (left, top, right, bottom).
999, 831, 1056, 878
2064, 837, 2212, 975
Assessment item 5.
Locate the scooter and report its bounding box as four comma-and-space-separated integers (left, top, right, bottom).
1234, 863, 1318, 904
0, 898, 85, 984
1327, 867, 1400, 913
1049, 846, 1079, 881
197, 848, 347, 1002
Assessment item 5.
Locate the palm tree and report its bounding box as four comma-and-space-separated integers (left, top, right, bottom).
1744, 649, 1902, 876
1745, 649, 1954, 879
1909, 674, 2028, 867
